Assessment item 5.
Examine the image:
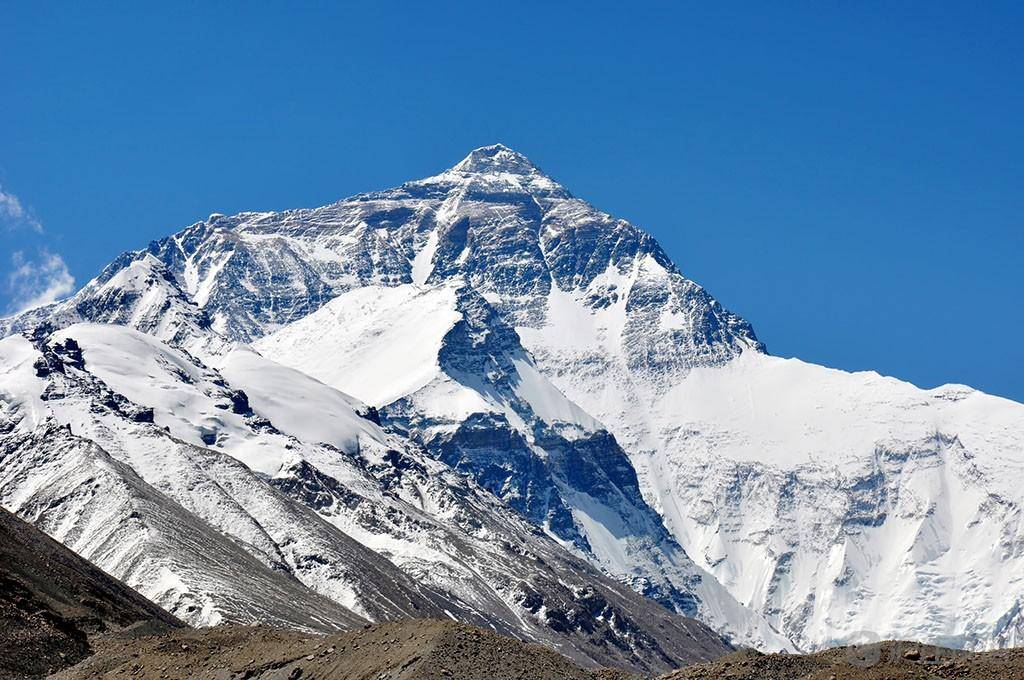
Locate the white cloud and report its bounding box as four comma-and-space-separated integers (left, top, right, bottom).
6, 250, 76, 315
0, 183, 76, 315
0, 185, 43, 233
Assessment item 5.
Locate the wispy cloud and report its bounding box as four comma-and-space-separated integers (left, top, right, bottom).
0, 185, 43, 233
0, 183, 76, 315
5, 250, 76, 315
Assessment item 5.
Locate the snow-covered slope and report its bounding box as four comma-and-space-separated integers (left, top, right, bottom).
255, 279, 789, 650
0, 328, 478, 625
2, 143, 1022, 653
640, 352, 1024, 649
0, 334, 366, 630
0, 254, 222, 355
0, 323, 732, 672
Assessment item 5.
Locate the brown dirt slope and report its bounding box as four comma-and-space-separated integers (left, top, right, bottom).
55, 620, 643, 680
45, 618, 1024, 680
0, 507, 182, 679
662, 642, 1024, 680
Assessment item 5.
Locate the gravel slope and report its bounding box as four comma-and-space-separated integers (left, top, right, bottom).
54, 624, 1024, 680
55, 620, 641, 680
0, 507, 182, 679
664, 643, 1024, 679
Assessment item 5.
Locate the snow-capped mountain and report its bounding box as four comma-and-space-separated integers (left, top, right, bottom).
0, 146, 787, 652
2, 143, 1022, 654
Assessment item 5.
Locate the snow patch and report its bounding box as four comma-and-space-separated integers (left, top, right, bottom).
256, 284, 462, 407
410, 229, 439, 286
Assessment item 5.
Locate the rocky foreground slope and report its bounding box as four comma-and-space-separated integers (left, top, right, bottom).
0, 507, 182, 679
55, 625, 1024, 680
665, 643, 1024, 680
56, 621, 640, 680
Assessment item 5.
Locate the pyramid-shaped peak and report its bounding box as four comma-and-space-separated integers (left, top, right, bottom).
452, 144, 543, 176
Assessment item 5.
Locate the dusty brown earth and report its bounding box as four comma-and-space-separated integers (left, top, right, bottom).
50, 624, 1024, 680
53, 620, 641, 680
0, 508, 181, 679
664, 642, 1024, 679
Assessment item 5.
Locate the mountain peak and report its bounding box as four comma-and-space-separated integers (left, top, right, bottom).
451, 144, 542, 176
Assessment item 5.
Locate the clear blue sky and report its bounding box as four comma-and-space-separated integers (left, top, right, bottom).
2, 3, 1022, 401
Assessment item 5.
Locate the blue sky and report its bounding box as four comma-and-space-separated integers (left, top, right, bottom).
2, 3, 1022, 401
